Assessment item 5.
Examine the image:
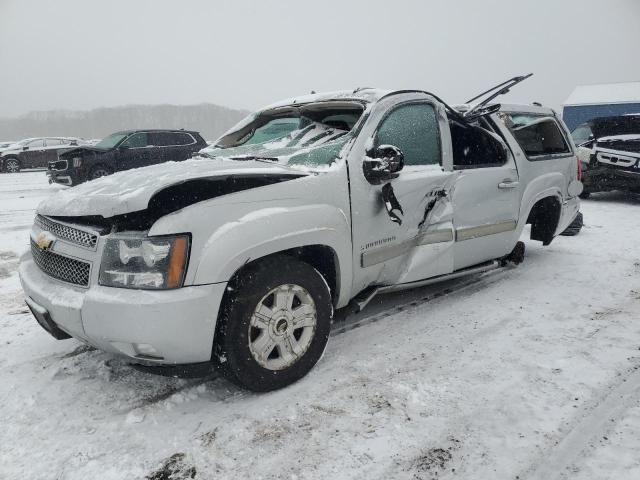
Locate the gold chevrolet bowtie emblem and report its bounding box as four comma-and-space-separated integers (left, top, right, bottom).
36, 232, 56, 251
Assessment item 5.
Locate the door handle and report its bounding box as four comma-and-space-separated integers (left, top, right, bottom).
498, 180, 519, 189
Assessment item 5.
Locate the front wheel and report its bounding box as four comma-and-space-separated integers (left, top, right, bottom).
214, 254, 332, 392
4, 158, 20, 173
89, 165, 112, 180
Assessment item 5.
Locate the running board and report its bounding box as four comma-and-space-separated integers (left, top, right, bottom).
353, 260, 501, 312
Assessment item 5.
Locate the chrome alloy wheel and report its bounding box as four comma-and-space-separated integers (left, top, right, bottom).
5, 159, 19, 173
248, 284, 317, 371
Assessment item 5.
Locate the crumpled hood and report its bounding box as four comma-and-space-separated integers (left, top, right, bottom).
38, 157, 308, 218
58, 146, 106, 158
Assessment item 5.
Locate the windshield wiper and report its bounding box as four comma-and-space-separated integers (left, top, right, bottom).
229, 155, 279, 163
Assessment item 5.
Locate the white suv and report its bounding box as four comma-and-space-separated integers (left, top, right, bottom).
19, 88, 581, 391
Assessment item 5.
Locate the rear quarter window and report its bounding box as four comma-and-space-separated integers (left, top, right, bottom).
500, 113, 572, 160
172, 132, 196, 146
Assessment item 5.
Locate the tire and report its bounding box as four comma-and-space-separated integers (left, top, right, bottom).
214, 254, 332, 392
560, 212, 583, 236
3, 157, 20, 173
89, 165, 112, 180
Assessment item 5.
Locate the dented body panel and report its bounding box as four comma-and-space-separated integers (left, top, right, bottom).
19, 89, 581, 366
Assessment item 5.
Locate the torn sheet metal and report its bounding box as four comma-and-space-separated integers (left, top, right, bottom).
381, 183, 404, 225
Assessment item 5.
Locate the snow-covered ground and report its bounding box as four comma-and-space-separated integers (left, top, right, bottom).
1, 172, 640, 480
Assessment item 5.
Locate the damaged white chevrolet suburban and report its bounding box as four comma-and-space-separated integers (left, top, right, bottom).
19, 82, 582, 391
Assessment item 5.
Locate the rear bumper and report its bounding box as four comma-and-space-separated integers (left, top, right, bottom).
556, 196, 580, 236
19, 252, 227, 364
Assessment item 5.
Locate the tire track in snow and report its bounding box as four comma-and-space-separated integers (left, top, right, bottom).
523, 353, 640, 480
331, 267, 512, 336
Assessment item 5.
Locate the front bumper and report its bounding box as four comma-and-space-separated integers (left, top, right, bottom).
19, 252, 227, 364
582, 165, 640, 193
47, 170, 78, 186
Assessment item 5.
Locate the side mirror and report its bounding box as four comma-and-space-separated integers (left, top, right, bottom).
22, 146, 29, 151
363, 144, 405, 184
117, 145, 129, 151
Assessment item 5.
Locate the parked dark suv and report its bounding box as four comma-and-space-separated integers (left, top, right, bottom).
48, 129, 207, 186
1, 137, 83, 173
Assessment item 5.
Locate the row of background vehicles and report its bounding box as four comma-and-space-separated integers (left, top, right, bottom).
18, 75, 587, 391
3, 112, 639, 199
0, 131, 207, 184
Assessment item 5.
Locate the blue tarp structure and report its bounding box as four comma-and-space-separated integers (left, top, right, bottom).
562, 82, 640, 132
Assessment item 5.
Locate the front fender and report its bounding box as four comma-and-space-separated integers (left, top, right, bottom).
192, 204, 353, 307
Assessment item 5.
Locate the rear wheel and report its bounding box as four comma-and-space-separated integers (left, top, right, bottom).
89, 165, 112, 180
214, 254, 332, 392
4, 158, 20, 173
560, 212, 583, 236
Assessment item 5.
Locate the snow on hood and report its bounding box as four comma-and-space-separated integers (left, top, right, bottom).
38, 157, 308, 218
597, 134, 640, 142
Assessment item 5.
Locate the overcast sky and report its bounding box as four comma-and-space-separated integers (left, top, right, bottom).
1, 0, 639, 118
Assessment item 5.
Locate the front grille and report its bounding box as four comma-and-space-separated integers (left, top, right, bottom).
35, 215, 98, 249
31, 240, 91, 286
49, 159, 68, 171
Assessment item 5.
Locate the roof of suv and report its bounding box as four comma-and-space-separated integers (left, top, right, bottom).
112, 129, 201, 135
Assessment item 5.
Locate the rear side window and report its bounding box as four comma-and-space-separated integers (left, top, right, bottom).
149, 132, 172, 146
449, 121, 508, 169
171, 132, 196, 146
375, 103, 441, 166
500, 113, 571, 159
121, 132, 150, 148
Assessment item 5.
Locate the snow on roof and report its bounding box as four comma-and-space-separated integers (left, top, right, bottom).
564, 81, 640, 106
263, 88, 391, 110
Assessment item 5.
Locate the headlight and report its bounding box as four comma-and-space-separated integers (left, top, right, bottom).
99, 234, 190, 289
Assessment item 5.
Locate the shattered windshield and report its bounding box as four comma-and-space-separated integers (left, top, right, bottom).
209, 102, 364, 166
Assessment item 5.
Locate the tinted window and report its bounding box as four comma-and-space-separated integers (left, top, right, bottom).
45, 139, 63, 147
149, 132, 172, 146
501, 113, 571, 158
450, 120, 507, 169
375, 103, 441, 166
172, 132, 195, 146
121, 132, 150, 148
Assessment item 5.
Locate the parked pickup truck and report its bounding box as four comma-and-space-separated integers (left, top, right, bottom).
571, 114, 640, 196
19, 85, 582, 391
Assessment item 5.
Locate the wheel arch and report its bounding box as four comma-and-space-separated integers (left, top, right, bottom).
524, 194, 563, 246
